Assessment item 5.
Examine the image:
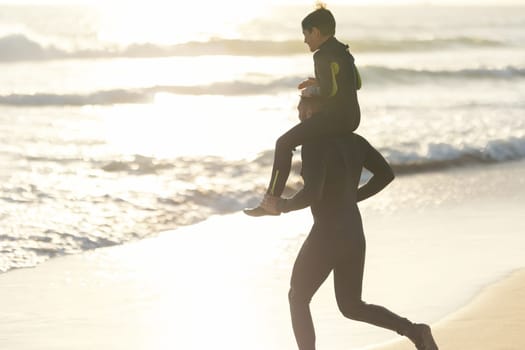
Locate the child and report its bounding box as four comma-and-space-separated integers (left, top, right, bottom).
244, 4, 361, 216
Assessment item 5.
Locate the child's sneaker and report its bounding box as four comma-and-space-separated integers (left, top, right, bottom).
243, 194, 281, 217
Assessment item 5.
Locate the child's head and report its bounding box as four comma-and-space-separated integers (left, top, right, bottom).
297, 96, 323, 122
301, 4, 335, 52
302, 3, 335, 36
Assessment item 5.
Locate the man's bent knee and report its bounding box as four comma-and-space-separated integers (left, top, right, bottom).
288, 288, 313, 307
338, 299, 367, 320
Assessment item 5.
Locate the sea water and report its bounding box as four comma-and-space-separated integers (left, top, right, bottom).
0, 4, 524, 273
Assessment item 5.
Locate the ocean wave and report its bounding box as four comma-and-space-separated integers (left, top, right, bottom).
3, 135, 524, 273
0, 78, 300, 106
0, 34, 508, 62
95, 136, 525, 177
362, 65, 525, 84
351, 36, 504, 52
385, 137, 525, 174
2, 65, 523, 106
0, 90, 151, 106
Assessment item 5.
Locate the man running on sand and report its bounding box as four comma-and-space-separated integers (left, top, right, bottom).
271, 96, 439, 350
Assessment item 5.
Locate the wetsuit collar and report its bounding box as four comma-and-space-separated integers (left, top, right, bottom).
318, 36, 338, 51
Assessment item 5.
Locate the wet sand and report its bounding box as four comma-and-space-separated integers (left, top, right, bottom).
1, 160, 524, 350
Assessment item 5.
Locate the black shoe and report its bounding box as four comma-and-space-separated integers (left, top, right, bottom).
412, 324, 438, 350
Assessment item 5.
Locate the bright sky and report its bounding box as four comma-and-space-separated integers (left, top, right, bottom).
0, 0, 522, 5
1, 0, 521, 45
1, 0, 520, 46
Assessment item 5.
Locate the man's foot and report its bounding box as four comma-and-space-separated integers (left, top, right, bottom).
243, 194, 281, 217
408, 323, 438, 350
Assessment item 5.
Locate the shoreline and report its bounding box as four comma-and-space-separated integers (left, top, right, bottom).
373, 267, 525, 350
0, 160, 524, 349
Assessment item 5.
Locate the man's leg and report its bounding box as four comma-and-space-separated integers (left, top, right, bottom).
289, 231, 334, 350
333, 236, 412, 333
333, 233, 438, 349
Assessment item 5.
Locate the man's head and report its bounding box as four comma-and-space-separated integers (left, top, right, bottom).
301, 4, 335, 52
298, 96, 323, 122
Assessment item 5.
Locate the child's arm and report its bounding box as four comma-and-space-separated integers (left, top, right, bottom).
298, 77, 318, 90
313, 51, 339, 98
298, 52, 339, 98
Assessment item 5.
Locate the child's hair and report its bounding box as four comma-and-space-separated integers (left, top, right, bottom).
301, 3, 336, 36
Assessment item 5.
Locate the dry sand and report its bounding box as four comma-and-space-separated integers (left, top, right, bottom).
375, 268, 525, 350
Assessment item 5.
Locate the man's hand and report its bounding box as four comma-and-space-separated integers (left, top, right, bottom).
298, 77, 318, 90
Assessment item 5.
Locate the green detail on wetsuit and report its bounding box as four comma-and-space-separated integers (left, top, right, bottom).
354, 64, 362, 90
270, 169, 280, 195
329, 62, 340, 97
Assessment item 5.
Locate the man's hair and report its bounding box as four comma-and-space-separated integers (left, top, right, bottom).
301, 3, 336, 36
298, 95, 323, 115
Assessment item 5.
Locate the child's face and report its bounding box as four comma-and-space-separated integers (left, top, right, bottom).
302, 27, 322, 52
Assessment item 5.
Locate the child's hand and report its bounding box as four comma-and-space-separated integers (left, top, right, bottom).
301, 86, 320, 97
298, 77, 318, 89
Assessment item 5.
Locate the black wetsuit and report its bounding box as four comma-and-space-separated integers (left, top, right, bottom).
279, 134, 413, 350
266, 37, 361, 196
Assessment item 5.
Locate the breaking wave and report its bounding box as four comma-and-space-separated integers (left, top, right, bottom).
384, 137, 525, 174
0, 34, 509, 62
3, 134, 525, 273
95, 136, 525, 176
1, 65, 523, 106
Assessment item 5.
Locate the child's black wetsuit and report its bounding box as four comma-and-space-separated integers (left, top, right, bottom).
280, 134, 413, 350
267, 36, 361, 196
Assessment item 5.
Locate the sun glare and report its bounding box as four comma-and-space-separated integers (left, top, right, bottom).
96, 1, 266, 45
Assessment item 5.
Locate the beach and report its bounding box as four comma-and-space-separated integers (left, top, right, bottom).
376, 268, 525, 350
1, 3, 524, 349
1, 159, 524, 350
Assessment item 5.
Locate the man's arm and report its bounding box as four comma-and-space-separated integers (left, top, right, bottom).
357, 139, 394, 202
278, 143, 327, 213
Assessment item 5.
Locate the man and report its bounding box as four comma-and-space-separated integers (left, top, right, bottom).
272, 96, 439, 350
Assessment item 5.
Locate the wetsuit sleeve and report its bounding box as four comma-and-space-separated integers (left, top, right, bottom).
314, 51, 339, 98
279, 143, 327, 213
357, 137, 395, 202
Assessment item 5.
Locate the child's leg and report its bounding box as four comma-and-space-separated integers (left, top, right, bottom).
267, 112, 344, 196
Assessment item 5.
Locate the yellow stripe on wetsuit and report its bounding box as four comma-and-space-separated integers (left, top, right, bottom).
269, 169, 280, 195
329, 62, 340, 97
354, 64, 362, 90
329, 61, 362, 94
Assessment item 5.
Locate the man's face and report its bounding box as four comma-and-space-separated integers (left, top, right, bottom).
297, 98, 319, 122
302, 27, 321, 52
297, 99, 308, 122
